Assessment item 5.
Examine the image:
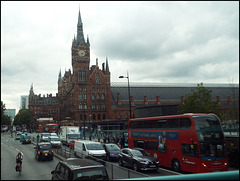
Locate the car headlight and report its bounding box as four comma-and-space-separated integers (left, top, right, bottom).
140, 160, 149, 164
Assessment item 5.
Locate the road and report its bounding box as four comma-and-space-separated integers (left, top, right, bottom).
1, 133, 60, 180
1, 132, 181, 180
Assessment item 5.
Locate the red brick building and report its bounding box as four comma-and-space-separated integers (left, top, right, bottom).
28, 9, 239, 131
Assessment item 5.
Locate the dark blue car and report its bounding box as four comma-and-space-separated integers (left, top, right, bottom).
103, 143, 120, 161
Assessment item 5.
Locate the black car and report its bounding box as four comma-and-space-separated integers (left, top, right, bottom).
22, 135, 31, 144
118, 148, 159, 171
34, 142, 53, 161
51, 158, 109, 180
103, 143, 120, 161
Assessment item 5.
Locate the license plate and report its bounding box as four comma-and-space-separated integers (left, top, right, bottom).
45, 153, 48, 156
150, 165, 156, 167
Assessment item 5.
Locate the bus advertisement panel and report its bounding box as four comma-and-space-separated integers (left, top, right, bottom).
127, 113, 228, 173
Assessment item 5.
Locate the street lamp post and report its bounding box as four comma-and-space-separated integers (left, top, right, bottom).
119, 71, 132, 119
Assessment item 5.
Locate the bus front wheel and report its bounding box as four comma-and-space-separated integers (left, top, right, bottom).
172, 159, 181, 172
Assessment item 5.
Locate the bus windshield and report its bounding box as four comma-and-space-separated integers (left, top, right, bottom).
193, 115, 226, 160
68, 134, 81, 139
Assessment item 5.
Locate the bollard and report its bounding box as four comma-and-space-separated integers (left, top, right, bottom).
111, 164, 114, 179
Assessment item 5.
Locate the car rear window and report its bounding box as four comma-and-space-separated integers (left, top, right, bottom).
39, 144, 51, 149
73, 167, 107, 180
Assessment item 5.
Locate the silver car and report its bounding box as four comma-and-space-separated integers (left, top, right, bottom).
48, 136, 62, 148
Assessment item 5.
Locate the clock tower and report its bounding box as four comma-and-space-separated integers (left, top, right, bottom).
71, 8, 90, 74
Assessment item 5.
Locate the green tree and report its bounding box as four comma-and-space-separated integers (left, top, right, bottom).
2, 115, 11, 125
13, 109, 32, 127
1, 101, 11, 125
1, 101, 6, 121
179, 83, 221, 118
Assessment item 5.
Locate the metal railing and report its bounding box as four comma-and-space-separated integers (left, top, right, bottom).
53, 146, 148, 179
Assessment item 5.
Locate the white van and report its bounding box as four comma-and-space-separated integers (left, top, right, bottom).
74, 140, 106, 160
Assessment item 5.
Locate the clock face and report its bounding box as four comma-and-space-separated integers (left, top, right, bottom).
78, 50, 85, 57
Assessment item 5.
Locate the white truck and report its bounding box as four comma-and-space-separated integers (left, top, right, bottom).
59, 126, 81, 146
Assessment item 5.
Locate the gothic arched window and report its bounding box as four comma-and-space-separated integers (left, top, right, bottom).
79, 103, 82, 110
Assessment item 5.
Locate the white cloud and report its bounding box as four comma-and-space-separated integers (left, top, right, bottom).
1, 1, 239, 113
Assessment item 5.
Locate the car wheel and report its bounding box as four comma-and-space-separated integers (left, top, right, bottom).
172, 159, 181, 172
74, 151, 76, 157
133, 162, 139, 171
118, 158, 123, 166
37, 156, 40, 161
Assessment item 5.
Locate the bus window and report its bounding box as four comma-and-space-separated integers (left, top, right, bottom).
167, 118, 178, 129
157, 119, 167, 129
148, 119, 157, 129
133, 140, 145, 149
180, 117, 191, 129
194, 116, 224, 141
129, 121, 135, 129
144, 120, 148, 128
145, 141, 158, 151
136, 121, 144, 129
199, 142, 226, 160
181, 143, 199, 157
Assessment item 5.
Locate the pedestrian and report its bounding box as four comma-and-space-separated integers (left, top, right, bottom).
37, 134, 40, 143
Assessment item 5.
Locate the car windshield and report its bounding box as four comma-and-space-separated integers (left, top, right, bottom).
42, 133, 50, 137
24, 136, 31, 139
39, 144, 51, 149
86, 143, 104, 150
105, 144, 120, 151
73, 168, 107, 180
131, 149, 149, 156
50, 137, 60, 141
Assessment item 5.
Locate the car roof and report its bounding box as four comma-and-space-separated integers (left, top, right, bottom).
104, 143, 117, 145
61, 158, 104, 171
38, 142, 51, 145
49, 136, 59, 138
123, 147, 144, 151
75, 140, 100, 144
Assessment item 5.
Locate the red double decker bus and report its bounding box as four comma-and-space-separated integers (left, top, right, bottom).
44, 124, 59, 133
127, 113, 228, 173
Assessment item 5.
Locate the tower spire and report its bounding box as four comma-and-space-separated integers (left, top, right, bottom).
106, 57, 110, 72
29, 83, 34, 95
77, 6, 82, 27
76, 6, 86, 47
58, 68, 62, 79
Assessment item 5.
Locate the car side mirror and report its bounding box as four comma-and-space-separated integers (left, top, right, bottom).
51, 170, 55, 174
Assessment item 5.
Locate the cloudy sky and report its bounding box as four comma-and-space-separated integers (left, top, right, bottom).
1, 1, 239, 113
